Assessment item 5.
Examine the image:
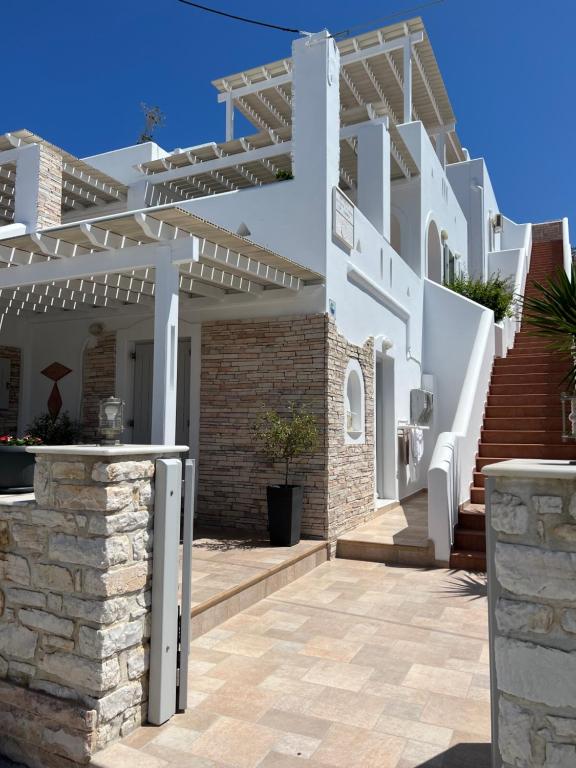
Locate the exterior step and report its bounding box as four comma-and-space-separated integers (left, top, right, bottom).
473, 471, 485, 488
478, 443, 576, 459
487, 394, 561, 407
485, 405, 561, 418
449, 549, 486, 572
483, 417, 563, 431
470, 486, 485, 504
454, 526, 485, 551
490, 383, 563, 396
481, 430, 565, 444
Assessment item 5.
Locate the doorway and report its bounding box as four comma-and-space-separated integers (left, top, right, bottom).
132, 339, 191, 446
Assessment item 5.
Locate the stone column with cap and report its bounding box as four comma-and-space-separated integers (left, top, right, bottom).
0, 444, 185, 767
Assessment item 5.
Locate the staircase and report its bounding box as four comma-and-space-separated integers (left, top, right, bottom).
450, 232, 576, 571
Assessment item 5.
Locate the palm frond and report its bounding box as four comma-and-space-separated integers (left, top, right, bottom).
521, 263, 576, 390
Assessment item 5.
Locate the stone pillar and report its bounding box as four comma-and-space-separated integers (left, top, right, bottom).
485, 459, 576, 768
0, 445, 185, 767
14, 143, 62, 231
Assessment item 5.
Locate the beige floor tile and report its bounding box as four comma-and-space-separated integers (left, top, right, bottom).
189, 715, 280, 768
299, 635, 363, 662
398, 739, 445, 767
213, 633, 279, 658
142, 742, 221, 767
302, 659, 374, 692
421, 694, 492, 738
273, 731, 322, 759
401, 663, 473, 697
258, 708, 332, 740
91, 743, 170, 768
147, 725, 202, 751
374, 713, 453, 748
195, 683, 280, 721
305, 687, 387, 729
312, 723, 405, 768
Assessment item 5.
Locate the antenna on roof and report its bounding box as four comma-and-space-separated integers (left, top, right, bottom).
137, 104, 166, 145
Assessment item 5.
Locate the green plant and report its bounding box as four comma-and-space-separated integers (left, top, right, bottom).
137, 103, 166, 144
27, 412, 82, 445
253, 403, 319, 485
522, 263, 576, 389
275, 169, 294, 181
444, 273, 515, 323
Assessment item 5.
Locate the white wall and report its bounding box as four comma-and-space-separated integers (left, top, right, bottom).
446, 157, 501, 279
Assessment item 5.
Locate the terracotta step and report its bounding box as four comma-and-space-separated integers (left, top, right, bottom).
475, 456, 507, 471
449, 549, 486, 572
491, 372, 566, 385
490, 383, 563, 396
487, 394, 561, 407
492, 362, 570, 375
473, 471, 485, 488
485, 405, 561, 418
481, 429, 565, 444
484, 417, 563, 430
454, 526, 485, 551
478, 443, 576, 459
458, 509, 486, 532
470, 486, 485, 505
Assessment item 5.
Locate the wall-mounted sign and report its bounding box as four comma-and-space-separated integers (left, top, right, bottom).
332, 187, 355, 250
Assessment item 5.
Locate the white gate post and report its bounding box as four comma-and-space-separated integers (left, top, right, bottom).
149, 458, 182, 724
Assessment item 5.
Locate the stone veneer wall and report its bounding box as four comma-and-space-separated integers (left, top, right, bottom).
0, 345, 21, 434
0, 452, 157, 767
198, 314, 375, 541
36, 146, 63, 231
486, 470, 576, 768
326, 323, 375, 539
81, 333, 116, 439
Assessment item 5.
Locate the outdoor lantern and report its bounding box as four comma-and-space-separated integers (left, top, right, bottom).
98, 397, 124, 445
561, 392, 576, 442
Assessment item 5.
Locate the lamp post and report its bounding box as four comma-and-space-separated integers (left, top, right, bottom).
98, 397, 124, 446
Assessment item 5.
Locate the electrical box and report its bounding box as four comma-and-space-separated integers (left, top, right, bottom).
0, 359, 10, 411
410, 388, 434, 427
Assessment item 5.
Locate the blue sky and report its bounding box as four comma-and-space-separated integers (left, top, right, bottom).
3, 0, 574, 228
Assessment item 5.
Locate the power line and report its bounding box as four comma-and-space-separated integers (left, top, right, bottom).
176, 0, 304, 33
176, 0, 446, 39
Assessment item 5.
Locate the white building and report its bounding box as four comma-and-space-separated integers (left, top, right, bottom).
0, 17, 563, 562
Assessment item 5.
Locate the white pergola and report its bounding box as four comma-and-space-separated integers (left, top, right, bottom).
136, 17, 461, 202
0, 204, 322, 443
0, 130, 128, 225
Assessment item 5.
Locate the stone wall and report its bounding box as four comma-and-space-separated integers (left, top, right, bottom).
326, 322, 375, 539
0, 345, 21, 434
485, 464, 576, 768
198, 315, 328, 538
0, 450, 158, 767
36, 146, 63, 231
198, 314, 376, 541
81, 333, 116, 439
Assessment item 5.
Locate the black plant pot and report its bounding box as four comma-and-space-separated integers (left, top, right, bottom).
0, 446, 35, 493
266, 485, 303, 547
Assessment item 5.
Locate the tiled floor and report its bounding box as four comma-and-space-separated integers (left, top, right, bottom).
339, 493, 429, 548
93, 560, 490, 768
188, 530, 327, 610
337, 492, 435, 566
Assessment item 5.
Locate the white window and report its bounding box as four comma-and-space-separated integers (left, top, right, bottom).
344, 359, 365, 444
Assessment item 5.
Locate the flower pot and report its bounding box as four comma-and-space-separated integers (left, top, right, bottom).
0, 446, 35, 493
266, 485, 303, 546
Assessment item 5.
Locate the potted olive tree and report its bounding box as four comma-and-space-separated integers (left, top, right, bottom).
254, 404, 319, 546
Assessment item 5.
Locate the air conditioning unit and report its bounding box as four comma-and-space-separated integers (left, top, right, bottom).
493, 213, 503, 233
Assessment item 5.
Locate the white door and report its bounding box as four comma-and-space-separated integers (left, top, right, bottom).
132, 340, 191, 446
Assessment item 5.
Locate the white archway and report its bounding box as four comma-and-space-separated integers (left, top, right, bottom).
426, 219, 443, 284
